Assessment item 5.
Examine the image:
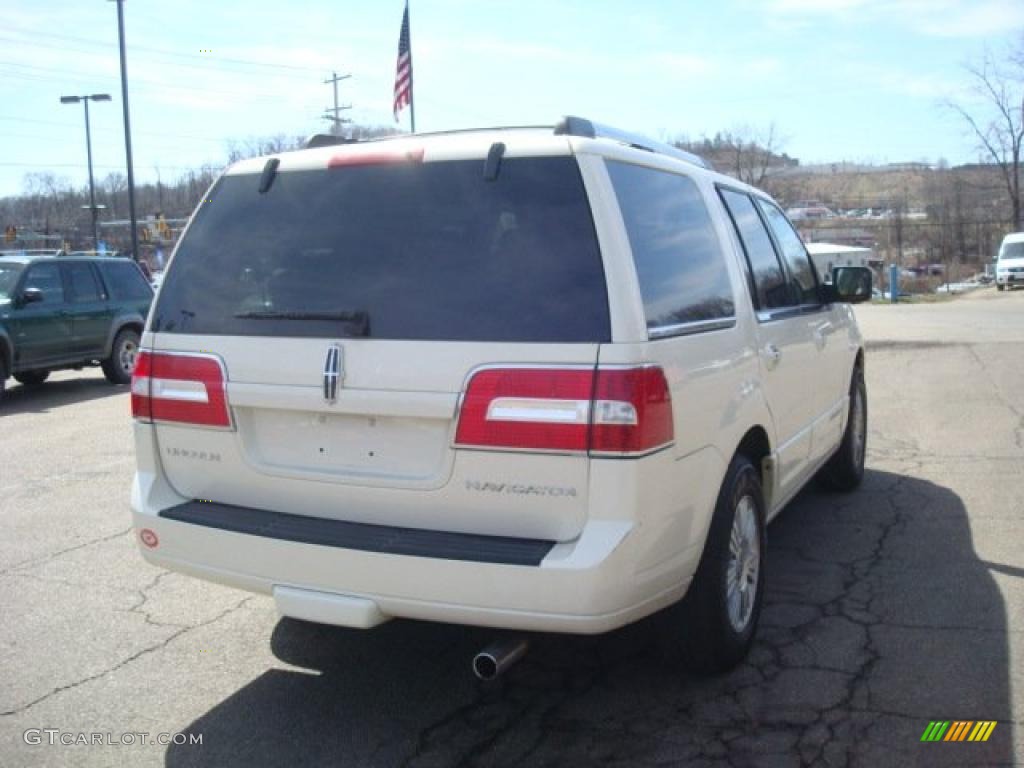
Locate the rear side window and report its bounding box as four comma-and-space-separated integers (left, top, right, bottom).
23, 262, 64, 303
102, 261, 153, 301
718, 188, 792, 309
65, 263, 103, 303
153, 157, 610, 342
756, 201, 820, 305
606, 161, 734, 333
0, 263, 22, 299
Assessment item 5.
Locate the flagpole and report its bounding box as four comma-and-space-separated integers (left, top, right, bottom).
408, 0, 416, 134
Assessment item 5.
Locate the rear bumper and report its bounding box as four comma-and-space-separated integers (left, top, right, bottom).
132, 504, 686, 634
160, 499, 557, 566
130, 422, 714, 634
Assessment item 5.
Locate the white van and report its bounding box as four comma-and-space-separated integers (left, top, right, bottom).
996, 232, 1024, 290
129, 117, 872, 675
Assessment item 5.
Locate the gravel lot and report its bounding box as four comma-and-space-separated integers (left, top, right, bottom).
1, 287, 1022, 767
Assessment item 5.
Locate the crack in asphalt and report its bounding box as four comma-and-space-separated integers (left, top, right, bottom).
0, 595, 255, 717
0, 526, 132, 577
122, 570, 193, 629
5, 558, 191, 629
967, 346, 1024, 451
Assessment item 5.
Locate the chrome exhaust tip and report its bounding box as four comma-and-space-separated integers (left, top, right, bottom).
472, 637, 529, 681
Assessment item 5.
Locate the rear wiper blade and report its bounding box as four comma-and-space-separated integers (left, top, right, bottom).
233, 309, 370, 334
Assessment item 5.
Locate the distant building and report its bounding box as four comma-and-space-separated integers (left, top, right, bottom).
800, 227, 876, 249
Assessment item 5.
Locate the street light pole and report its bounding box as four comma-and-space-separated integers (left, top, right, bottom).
60, 93, 111, 251
112, 0, 139, 265
83, 98, 98, 248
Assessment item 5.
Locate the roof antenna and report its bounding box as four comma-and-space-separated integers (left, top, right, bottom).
258, 158, 280, 194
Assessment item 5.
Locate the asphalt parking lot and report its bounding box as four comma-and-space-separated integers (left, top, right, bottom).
1, 288, 1022, 767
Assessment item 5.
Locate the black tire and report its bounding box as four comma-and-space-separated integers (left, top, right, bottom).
997, 284, 1005, 291
819, 365, 867, 491
0, 356, 6, 403
661, 455, 766, 675
102, 328, 141, 385
14, 370, 49, 387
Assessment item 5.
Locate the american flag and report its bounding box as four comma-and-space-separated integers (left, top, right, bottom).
393, 2, 413, 122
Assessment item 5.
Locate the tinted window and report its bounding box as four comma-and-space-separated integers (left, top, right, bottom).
606, 161, 734, 330
65, 262, 103, 303
23, 262, 64, 303
0, 262, 23, 299
718, 189, 792, 309
102, 261, 154, 300
757, 201, 819, 305
154, 158, 610, 342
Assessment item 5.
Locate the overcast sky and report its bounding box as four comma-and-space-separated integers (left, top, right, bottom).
1, 0, 1023, 197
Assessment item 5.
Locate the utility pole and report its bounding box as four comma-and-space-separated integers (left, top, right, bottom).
322, 72, 352, 135
111, 0, 139, 265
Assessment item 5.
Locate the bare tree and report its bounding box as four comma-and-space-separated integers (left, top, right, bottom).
722, 124, 785, 188
347, 124, 401, 141
947, 40, 1024, 229
226, 134, 309, 163
674, 124, 793, 187
100, 172, 128, 217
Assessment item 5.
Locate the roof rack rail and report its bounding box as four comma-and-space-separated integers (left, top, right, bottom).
554, 116, 711, 170
306, 125, 554, 150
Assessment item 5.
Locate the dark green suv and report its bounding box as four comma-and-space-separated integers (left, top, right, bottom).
0, 254, 153, 401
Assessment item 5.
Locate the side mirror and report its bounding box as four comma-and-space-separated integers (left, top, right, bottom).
19, 287, 43, 306
822, 266, 872, 304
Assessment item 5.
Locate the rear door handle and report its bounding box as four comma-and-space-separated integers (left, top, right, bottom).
762, 343, 782, 370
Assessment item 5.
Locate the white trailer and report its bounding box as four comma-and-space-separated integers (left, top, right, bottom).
806, 243, 876, 283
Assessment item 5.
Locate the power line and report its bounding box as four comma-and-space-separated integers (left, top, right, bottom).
0, 161, 216, 170
0, 62, 315, 104
0, 116, 239, 144
1, 28, 327, 76
0, 115, 78, 128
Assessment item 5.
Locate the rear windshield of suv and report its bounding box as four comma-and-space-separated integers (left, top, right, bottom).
101, 260, 154, 300
153, 156, 610, 342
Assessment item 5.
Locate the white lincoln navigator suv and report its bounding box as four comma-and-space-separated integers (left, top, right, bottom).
130, 117, 871, 674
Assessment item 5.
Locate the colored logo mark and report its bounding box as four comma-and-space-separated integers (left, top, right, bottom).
921, 721, 997, 742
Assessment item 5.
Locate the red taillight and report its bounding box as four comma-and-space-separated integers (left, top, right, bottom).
455, 368, 594, 452
454, 366, 673, 456
590, 367, 674, 454
130, 350, 152, 422
131, 351, 231, 429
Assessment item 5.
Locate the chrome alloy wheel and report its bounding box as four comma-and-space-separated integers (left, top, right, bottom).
119, 338, 138, 376
726, 495, 761, 633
